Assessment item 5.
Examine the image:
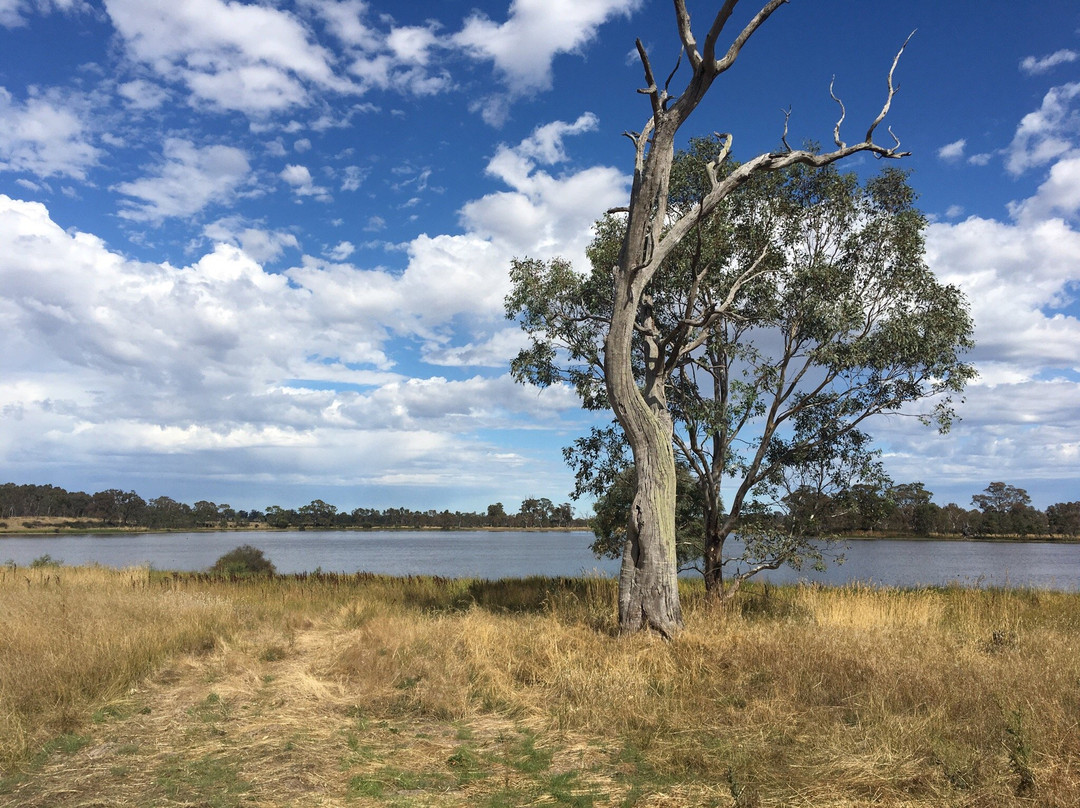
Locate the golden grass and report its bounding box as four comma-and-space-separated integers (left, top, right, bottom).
2, 568, 1079, 807
0, 565, 232, 771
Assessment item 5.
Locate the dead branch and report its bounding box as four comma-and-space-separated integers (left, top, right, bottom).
867, 30, 915, 144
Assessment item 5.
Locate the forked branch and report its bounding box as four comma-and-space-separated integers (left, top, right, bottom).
866, 30, 915, 144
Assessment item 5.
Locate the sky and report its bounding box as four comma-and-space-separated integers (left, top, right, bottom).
0, 0, 1078, 514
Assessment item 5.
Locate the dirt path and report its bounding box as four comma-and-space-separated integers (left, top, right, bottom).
0, 620, 670, 808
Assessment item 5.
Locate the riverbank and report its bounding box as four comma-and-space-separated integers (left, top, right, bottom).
2, 567, 1078, 806
3, 516, 1076, 543
0, 517, 587, 536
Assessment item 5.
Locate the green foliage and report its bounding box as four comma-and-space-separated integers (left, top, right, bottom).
29, 554, 62, 568
209, 545, 276, 577
590, 463, 705, 567
972, 482, 1048, 536
507, 137, 976, 593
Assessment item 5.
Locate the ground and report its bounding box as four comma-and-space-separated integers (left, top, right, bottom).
1, 616, 691, 808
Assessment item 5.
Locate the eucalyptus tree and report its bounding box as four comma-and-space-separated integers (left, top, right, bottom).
512, 152, 973, 601
508, 0, 972, 633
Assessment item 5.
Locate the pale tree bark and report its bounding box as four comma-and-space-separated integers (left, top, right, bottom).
608, 0, 911, 635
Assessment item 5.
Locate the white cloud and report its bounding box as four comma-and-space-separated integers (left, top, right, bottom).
117, 79, 170, 110
104, 0, 351, 114
0, 0, 85, 28
326, 240, 355, 260
937, 138, 966, 161
347, 51, 452, 97
453, 0, 641, 95
280, 162, 331, 201
516, 113, 599, 163
302, 0, 380, 51
202, 217, 300, 263
1020, 49, 1079, 76
115, 138, 251, 221
299, 1, 454, 97
386, 25, 439, 66
1008, 152, 1080, 223
899, 201, 1080, 499
0, 86, 101, 179
421, 327, 533, 368
461, 114, 625, 257
928, 214, 1080, 370
0, 111, 627, 499
341, 164, 368, 191
1005, 82, 1080, 175
294, 137, 312, 152
878, 84, 1080, 501
0, 191, 590, 496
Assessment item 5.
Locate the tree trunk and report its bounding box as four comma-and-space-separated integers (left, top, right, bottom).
606, 276, 682, 637
702, 508, 725, 597
616, 409, 681, 636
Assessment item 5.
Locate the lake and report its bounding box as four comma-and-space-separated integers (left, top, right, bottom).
1, 530, 1078, 590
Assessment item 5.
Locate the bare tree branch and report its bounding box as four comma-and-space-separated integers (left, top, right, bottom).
636, 39, 664, 119
702, 0, 740, 66
715, 0, 789, 74
780, 106, 792, 151
672, 0, 702, 69
867, 30, 915, 144
829, 77, 846, 149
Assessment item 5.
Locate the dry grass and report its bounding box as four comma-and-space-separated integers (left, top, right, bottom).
1, 568, 1078, 807
0, 565, 232, 771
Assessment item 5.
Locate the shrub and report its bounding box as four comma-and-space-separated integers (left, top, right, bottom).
209, 545, 276, 577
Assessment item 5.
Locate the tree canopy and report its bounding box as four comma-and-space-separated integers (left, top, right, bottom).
508, 139, 975, 600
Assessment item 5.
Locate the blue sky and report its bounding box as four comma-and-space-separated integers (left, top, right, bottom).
0, 0, 1078, 513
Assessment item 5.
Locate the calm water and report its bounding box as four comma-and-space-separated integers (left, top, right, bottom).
1, 530, 1078, 590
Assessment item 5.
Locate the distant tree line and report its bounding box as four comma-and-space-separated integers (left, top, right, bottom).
0, 483, 584, 531
776, 481, 1079, 539
1, 481, 1076, 539
589, 477, 1080, 549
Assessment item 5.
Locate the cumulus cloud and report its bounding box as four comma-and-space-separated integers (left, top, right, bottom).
453, 0, 641, 95
114, 138, 251, 221
0, 190, 592, 495
202, 216, 300, 264
461, 113, 625, 256
937, 138, 966, 161
860, 76, 1080, 503
1005, 82, 1080, 175
453, 0, 640, 125
117, 78, 170, 110
880, 158, 1080, 501
1007, 153, 1080, 223
928, 214, 1080, 370
326, 240, 355, 260
300, 1, 453, 97
421, 327, 534, 368
280, 162, 332, 201
0, 86, 101, 179
1020, 49, 1079, 76
104, 0, 350, 114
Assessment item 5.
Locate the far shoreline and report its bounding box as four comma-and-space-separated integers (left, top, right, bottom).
1, 519, 1076, 544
